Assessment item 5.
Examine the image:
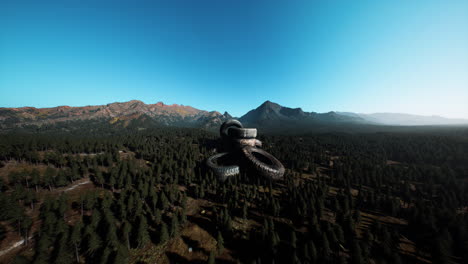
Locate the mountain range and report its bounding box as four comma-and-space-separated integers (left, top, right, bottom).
338, 112, 468, 126
0, 100, 231, 130
1, 100, 467, 132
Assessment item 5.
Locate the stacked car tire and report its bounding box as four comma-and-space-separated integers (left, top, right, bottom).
207, 119, 285, 181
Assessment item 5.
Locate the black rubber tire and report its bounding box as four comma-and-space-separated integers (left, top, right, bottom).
241, 147, 285, 180
206, 152, 240, 181
232, 138, 262, 148
228, 127, 257, 139
220, 119, 243, 138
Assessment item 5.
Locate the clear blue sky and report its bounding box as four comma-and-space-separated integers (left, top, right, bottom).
1, 0, 467, 118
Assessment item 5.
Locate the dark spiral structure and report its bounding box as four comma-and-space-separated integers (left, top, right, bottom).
207, 119, 285, 181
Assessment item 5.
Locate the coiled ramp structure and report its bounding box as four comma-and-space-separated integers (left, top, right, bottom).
207, 119, 285, 181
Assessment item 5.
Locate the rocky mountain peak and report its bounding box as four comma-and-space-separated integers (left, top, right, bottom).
259, 100, 281, 110
223, 111, 232, 119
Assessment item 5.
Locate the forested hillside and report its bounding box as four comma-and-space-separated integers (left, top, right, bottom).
0, 127, 467, 263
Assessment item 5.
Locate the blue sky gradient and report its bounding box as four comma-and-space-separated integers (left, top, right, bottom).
1, 0, 467, 118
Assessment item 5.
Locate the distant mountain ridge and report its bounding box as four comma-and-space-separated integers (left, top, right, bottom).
240, 100, 368, 126
337, 112, 468, 126
0, 100, 231, 130
1, 100, 467, 132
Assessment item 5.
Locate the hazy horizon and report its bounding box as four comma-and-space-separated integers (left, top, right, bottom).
1, 1, 467, 119
2, 98, 468, 122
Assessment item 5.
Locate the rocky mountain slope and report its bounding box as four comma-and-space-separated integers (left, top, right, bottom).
239, 101, 368, 127
0, 100, 231, 130
1, 100, 466, 132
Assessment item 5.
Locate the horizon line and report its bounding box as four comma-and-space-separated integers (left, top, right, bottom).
1, 99, 467, 120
